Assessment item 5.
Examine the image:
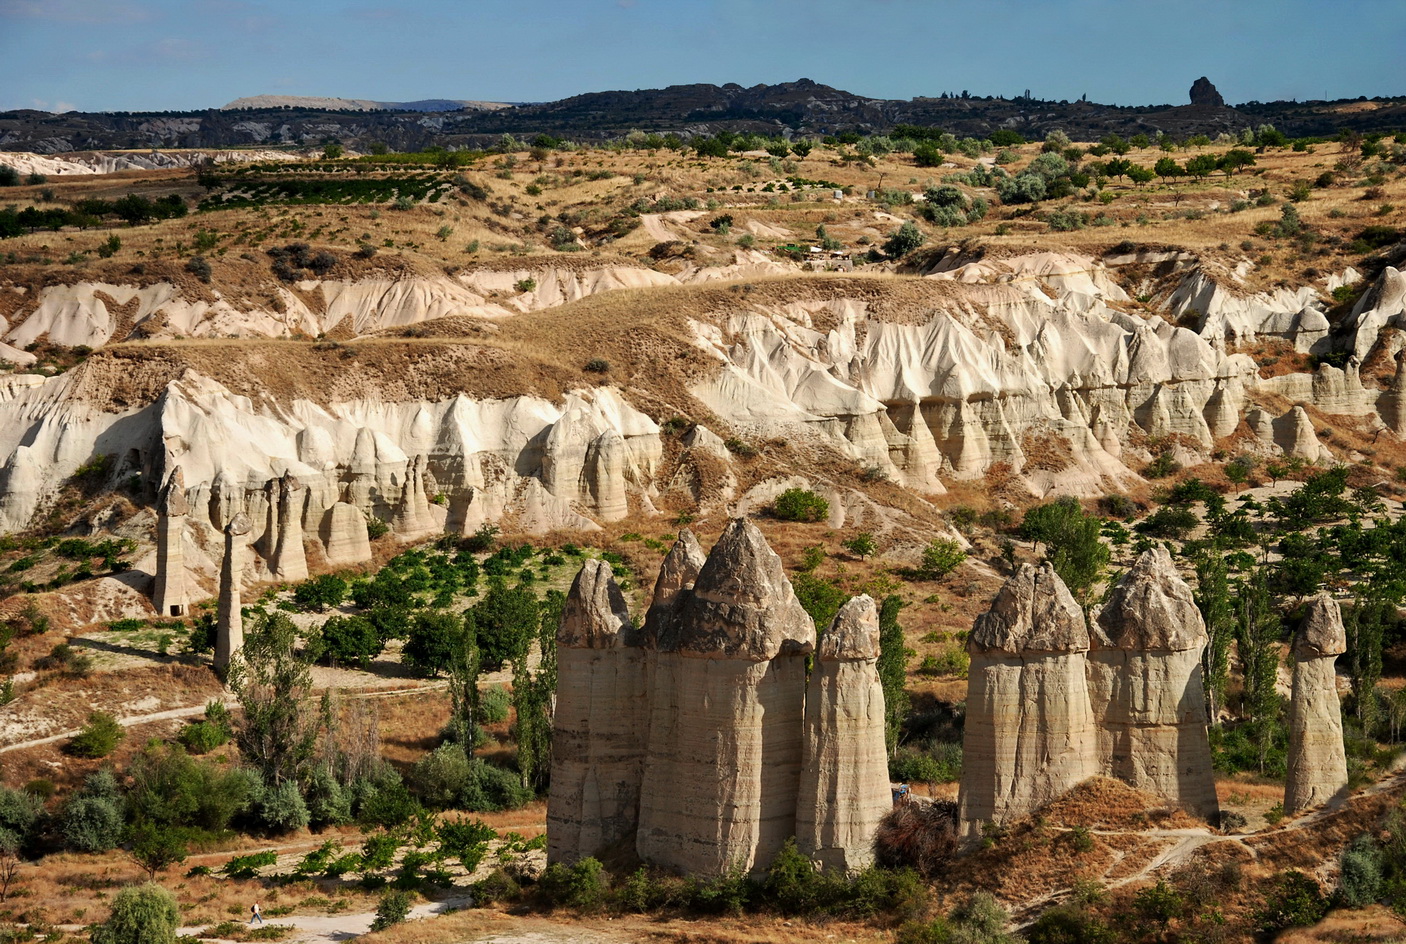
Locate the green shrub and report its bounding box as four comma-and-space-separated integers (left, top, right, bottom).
91, 882, 181, 944
221, 849, 279, 879
1338, 834, 1383, 907
292, 573, 347, 612
772, 488, 830, 523
254, 780, 309, 834
354, 768, 422, 828
303, 765, 351, 828
1255, 870, 1328, 934
474, 868, 523, 904
178, 720, 228, 754
314, 614, 383, 668
477, 685, 511, 724
68, 710, 124, 758
540, 857, 609, 911
916, 539, 966, 580
1024, 904, 1115, 944
369, 888, 415, 931
889, 743, 963, 783
436, 817, 496, 873
62, 788, 125, 853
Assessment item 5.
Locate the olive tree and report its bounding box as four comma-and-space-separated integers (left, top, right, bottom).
92, 883, 181, 944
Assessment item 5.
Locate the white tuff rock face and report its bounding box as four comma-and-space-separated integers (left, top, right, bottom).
1285, 594, 1349, 814
546, 560, 647, 864
958, 563, 1098, 832
796, 595, 890, 869
1088, 547, 1218, 819
214, 512, 252, 672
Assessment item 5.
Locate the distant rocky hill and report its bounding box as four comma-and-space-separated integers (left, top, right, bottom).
220, 95, 513, 113
1, 77, 1401, 153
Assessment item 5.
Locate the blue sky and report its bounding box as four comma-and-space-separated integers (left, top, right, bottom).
2, 0, 1403, 113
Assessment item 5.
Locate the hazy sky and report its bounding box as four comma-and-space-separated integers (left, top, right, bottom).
2, 0, 1403, 113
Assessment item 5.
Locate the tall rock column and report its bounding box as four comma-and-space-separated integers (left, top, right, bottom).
1088, 547, 1219, 819
636, 519, 814, 876
152, 467, 189, 617
547, 559, 647, 864
266, 473, 308, 582
391, 454, 436, 539
958, 563, 1098, 833
214, 513, 252, 673
1285, 594, 1349, 814
797, 594, 890, 870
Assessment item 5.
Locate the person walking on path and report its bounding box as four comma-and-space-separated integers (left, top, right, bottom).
251, 903, 264, 926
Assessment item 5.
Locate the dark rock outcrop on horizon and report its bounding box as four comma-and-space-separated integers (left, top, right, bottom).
1189, 77, 1225, 107
2, 77, 1402, 153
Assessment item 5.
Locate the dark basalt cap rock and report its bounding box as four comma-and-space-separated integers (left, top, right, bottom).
1190, 77, 1225, 107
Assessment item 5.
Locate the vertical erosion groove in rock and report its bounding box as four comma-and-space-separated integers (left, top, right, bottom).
547, 558, 646, 864
635, 529, 707, 870
958, 562, 1097, 832
214, 512, 252, 672
267, 472, 308, 581
637, 518, 813, 876
797, 594, 890, 869
152, 465, 189, 617
1285, 593, 1350, 814
1089, 546, 1219, 819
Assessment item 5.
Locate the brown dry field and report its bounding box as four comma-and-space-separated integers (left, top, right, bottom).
0, 137, 1400, 299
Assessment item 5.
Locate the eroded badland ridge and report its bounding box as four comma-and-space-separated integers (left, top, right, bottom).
0, 106, 1405, 944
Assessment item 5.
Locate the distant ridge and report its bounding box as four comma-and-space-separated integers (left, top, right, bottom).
1, 79, 1401, 154
220, 95, 513, 113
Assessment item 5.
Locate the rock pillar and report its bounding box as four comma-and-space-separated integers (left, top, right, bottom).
391, 454, 436, 539
321, 501, 372, 565
214, 513, 252, 673
266, 473, 308, 582
636, 518, 814, 876
1285, 594, 1349, 814
958, 562, 1098, 832
546, 560, 647, 864
797, 594, 890, 869
152, 467, 189, 617
1088, 547, 1219, 819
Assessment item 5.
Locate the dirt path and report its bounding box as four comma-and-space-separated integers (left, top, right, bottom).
176, 896, 472, 943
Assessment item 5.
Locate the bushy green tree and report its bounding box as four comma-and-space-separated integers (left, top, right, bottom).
68, 711, 125, 758
1019, 498, 1109, 600
0, 785, 42, 852
467, 579, 541, 671
883, 221, 925, 258
404, 610, 466, 677
877, 595, 911, 755
916, 540, 967, 580
62, 770, 125, 852
228, 611, 319, 787
513, 589, 561, 792
91, 883, 180, 944
773, 488, 830, 523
